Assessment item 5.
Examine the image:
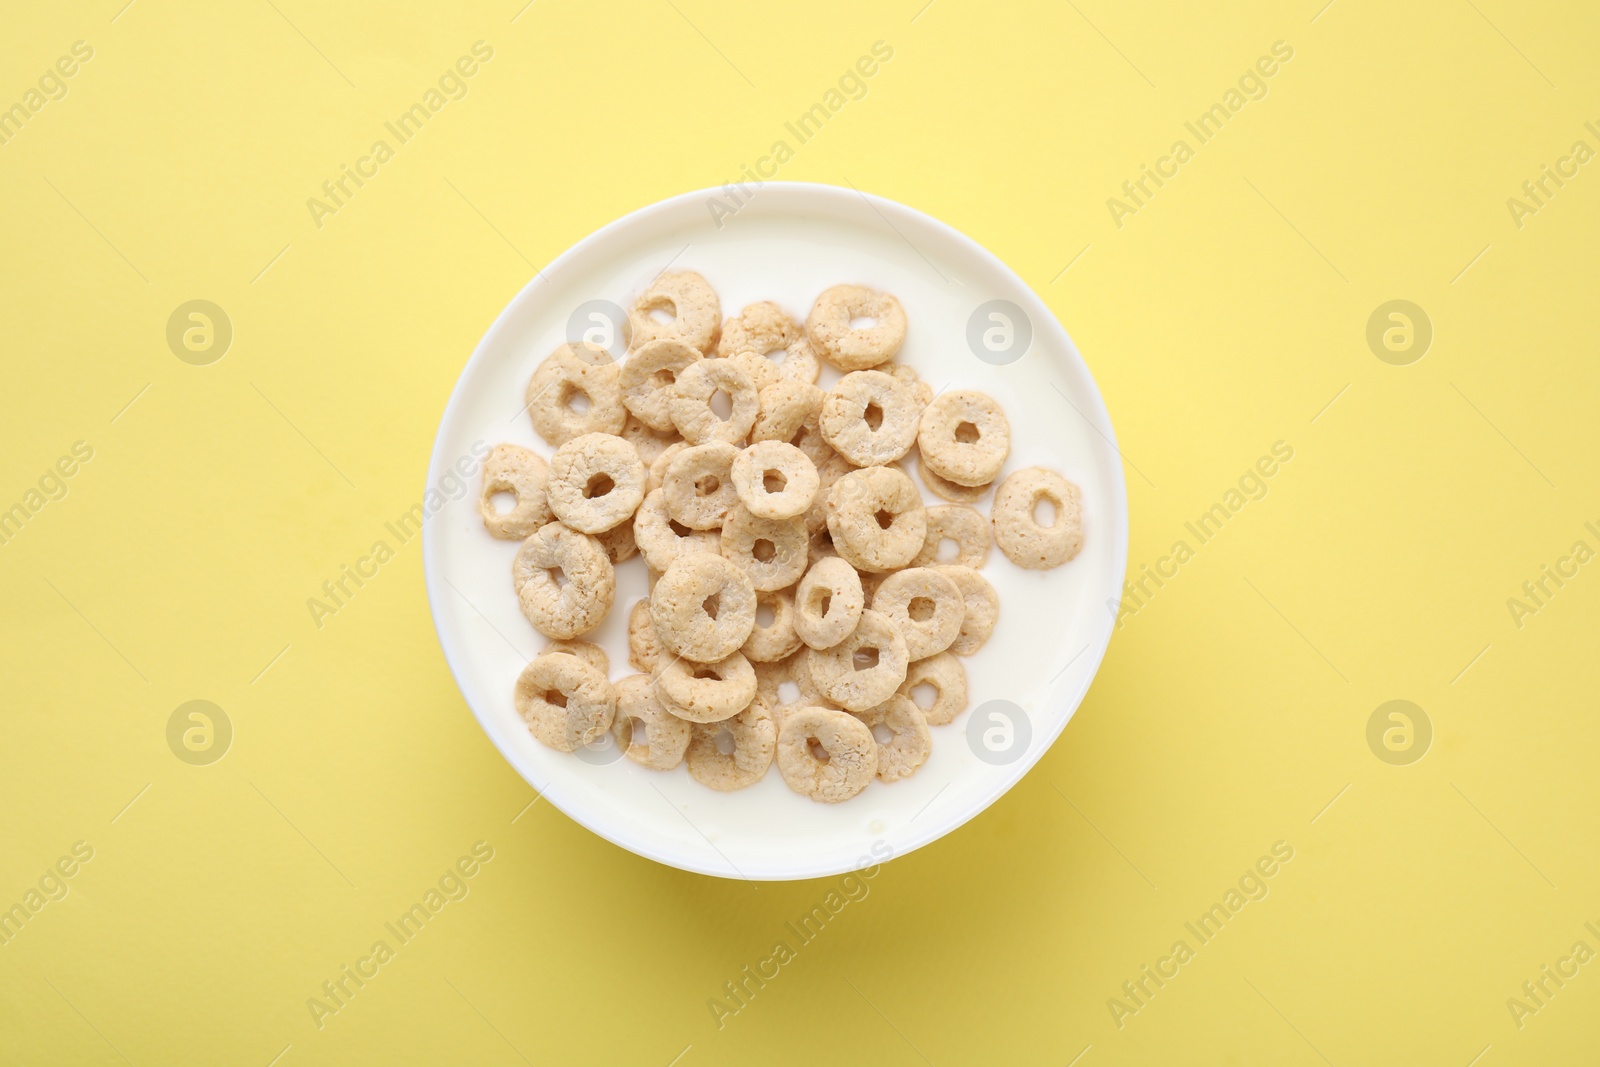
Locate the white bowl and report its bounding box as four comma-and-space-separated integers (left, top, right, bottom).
423, 182, 1128, 880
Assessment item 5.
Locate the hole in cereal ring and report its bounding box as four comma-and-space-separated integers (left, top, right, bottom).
936, 537, 959, 562
709, 389, 733, 419
490, 491, 517, 515
849, 315, 878, 330
702, 593, 721, 620
1032, 492, 1058, 528
544, 689, 567, 708
907, 596, 936, 623
853, 646, 880, 671
871, 723, 893, 744
669, 518, 694, 537
648, 303, 676, 325
584, 473, 615, 498
864, 402, 884, 431
714, 727, 736, 755
762, 469, 787, 494
765, 346, 787, 364
756, 600, 776, 627
695, 475, 721, 497
909, 682, 937, 709
955, 420, 980, 444
692, 665, 720, 680
874, 509, 895, 530
807, 736, 831, 762
778, 680, 800, 703
810, 589, 832, 616
650, 369, 677, 389
547, 567, 569, 588
752, 538, 776, 563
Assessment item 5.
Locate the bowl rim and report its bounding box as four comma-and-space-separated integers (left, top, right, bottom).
422, 180, 1129, 880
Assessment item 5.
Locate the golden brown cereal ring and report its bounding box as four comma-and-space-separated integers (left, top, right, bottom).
751, 379, 824, 448
667, 359, 758, 445
541, 639, 609, 675
650, 553, 757, 663
723, 349, 781, 392
870, 566, 964, 660
627, 598, 665, 674
731, 440, 819, 521
773, 336, 822, 383
743, 588, 804, 663
646, 440, 687, 496
934, 564, 999, 655
628, 270, 721, 354
717, 300, 799, 360
794, 556, 864, 650
776, 706, 878, 803
720, 505, 808, 592
662, 441, 740, 530
546, 432, 646, 534
807, 523, 841, 567
620, 339, 700, 431
804, 451, 856, 534
918, 454, 991, 504
991, 467, 1083, 569
594, 520, 637, 564
685, 698, 775, 790
633, 488, 720, 572
853, 694, 932, 782
754, 650, 825, 708
619, 414, 677, 468
525, 343, 625, 445
910, 505, 992, 569
918, 390, 1011, 487
513, 522, 616, 639
886, 362, 933, 406
613, 674, 691, 770
898, 652, 968, 725
514, 652, 616, 752
479, 443, 552, 540
820, 370, 922, 466
805, 285, 907, 371
654, 651, 757, 723
826, 466, 927, 573
806, 609, 909, 712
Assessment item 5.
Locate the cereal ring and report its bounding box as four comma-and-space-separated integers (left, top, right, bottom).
514, 652, 616, 752
751, 380, 824, 448
479, 443, 551, 540
806, 609, 909, 712
613, 674, 691, 770
685, 698, 775, 791
654, 651, 757, 723
720, 505, 808, 592
918, 390, 1011, 487
662, 441, 740, 530
992, 467, 1083, 569
805, 285, 906, 371
898, 652, 968, 725
825, 466, 927, 573
731, 440, 819, 521
628, 598, 665, 674
934, 565, 999, 656
755, 650, 825, 708
918, 456, 991, 503
633, 488, 720, 572
647, 441, 688, 496
717, 301, 799, 360
819, 370, 921, 466
667, 359, 758, 445
619, 414, 677, 468
743, 588, 804, 663
525, 343, 625, 445
594, 520, 637, 564
804, 451, 855, 534
773, 336, 822, 383
513, 522, 616, 639
546, 433, 646, 534
871, 566, 964, 660
794, 556, 864, 650
776, 707, 878, 803
628, 270, 721, 354
910, 505, 992, 569
722, 348, 780, 393
887, 362, 933, 406
620, 339, 700, 431
541, 639, 609, 675
853, 695, 932, 782
650, 554, 757, 663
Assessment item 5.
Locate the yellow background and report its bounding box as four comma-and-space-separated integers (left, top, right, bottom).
2, 0, 1597, 1063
